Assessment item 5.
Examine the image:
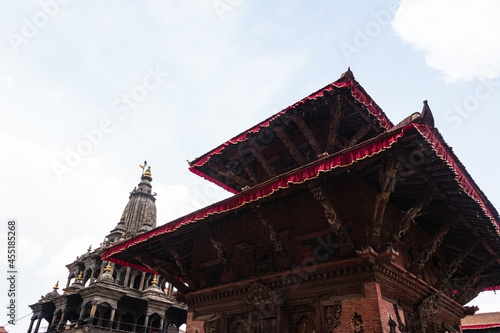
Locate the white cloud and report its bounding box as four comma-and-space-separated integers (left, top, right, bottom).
392, 0, 500, 82
46, 90, 65, 101
2, 75, 15, 87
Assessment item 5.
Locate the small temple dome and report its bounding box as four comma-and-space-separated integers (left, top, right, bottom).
44, 281, 60, 300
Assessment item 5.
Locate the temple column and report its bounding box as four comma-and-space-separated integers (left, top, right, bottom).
27, 317, 35, 333
57, 312, 66, 331
109, 308, 116, 328
89, 302, 98, 326
143, 315, 150, 333
50, 312, 58, 331
159, 318, 164, 333
65, 276, 71, 289
89, 269, 96, 284
132, 318, 138, 332
139, 272, 146, 291
129, 275, 136, 289
124, 267, 131, 287
33, 318, 42, 333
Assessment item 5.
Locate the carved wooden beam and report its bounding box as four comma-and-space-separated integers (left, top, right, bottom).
248, 140, 276, 178
206, 161, 252, 189
273, 125, 307, 166
250, 204, 293, 267
435, 239, 480, 290
161, 239, 197, 289
308, 183, 355, 251
460, 279, 491, 305
384, 187, 436, 250
409, 214, 460, 274
326, 97, 342, 154
236, 152, 258, 185
342, 97, 379, 131
370, 157, 400, 249
200, 222, 240, 280
346, 125, 371, 148
294, 115, 322, 155
455, 256, 497, 302
131, 252, 190, 293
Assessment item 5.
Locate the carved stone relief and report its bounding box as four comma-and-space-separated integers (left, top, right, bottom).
351, 312, 364, 333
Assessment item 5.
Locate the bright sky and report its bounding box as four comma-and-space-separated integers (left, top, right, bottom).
1, 1, 500, 332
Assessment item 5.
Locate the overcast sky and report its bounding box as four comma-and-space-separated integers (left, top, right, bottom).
1, 1, 500, 332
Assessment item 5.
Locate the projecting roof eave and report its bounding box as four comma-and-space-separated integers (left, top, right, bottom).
187, 69, 393, 189
103, 122, 500, 268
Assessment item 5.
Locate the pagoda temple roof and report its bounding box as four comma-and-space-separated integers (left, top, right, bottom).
188, 69, 394, 193
104, 104, 500, 297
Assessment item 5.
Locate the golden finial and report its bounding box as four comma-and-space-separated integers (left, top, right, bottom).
104, 262, 112, 273
87, 245, 92, 252
141, 165, 152, 181
53, 281, 59, 291
120, 214, 125, 220
76, 272, 83, 282
151, 275, 158, 286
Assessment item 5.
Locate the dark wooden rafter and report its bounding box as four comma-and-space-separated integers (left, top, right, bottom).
250, 204, 293, 266
206, 161, 252, 189
460, 280, 491, 305
161, 239, 197, 289
346, 125, 371, 148
410, 214, 461, 274
199, 222, 240, 280
455, 256, 497, 302
342, 96, 380, 132
371, 156, 400, 249
293, 115, 322, 156
127, 249, 189, 293
248, 139, 276, 178
384, 187, 436, 250
273, 124, 307, 166
308, 182, 355, 251
326, 97, 343, 154
236, 151, 258, 185
435, 239, 480, 290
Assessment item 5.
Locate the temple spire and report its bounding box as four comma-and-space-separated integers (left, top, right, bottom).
107, 163, 157, 242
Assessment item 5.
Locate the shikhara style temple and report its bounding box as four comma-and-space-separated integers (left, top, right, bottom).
98, 69, 500, 332
28, 166, 187, 333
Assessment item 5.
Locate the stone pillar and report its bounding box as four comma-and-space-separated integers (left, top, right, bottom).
109, 308, 116, 328
159, 318, 164, 333
65, 276, 72, 289
33, 318, 42, 333
57, 312, 66, 330
139, 272, 146, 291
27, 317, 35, 333
277, 306, 285, 332
89, 302, 98, 325
89, 269, 96, 283
50, 312, 58, 331
124, 267, 131, 287
143, 315, 150, 333
133, 318, 138, 332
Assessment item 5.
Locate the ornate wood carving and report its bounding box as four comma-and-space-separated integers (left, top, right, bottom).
204, 320, 216, 333
250, 204, 292, 266
324, 301, 342, 332
384, 187, 436, 249
351, 312, 364, 333
455, 256, 497, 302
244, 282, 283, 306
342, 96, 379, 131
248, 139, 276, 178
436, 240, 479, 290
418, 292, 441, 321
326, 97, 342, 153
393, 304, 408, 333
273, 125, 307, 166
294, 115, 322, 155
411, 214, 460, 273
388, 315, 397, 333
200, 222, 239, 280
162, 240, 197, 289
309, 183, 355, 251
371, 157, 400, 248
